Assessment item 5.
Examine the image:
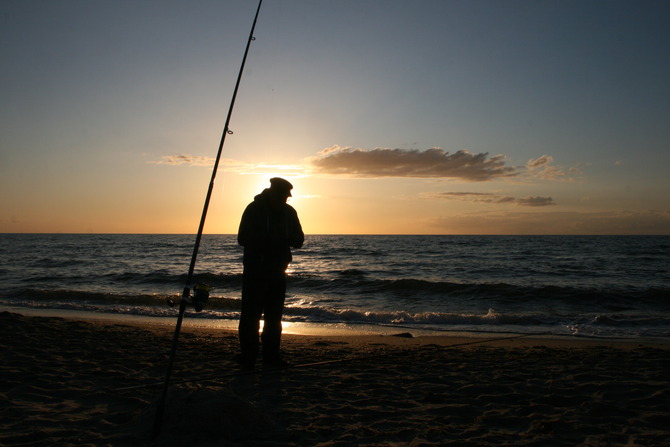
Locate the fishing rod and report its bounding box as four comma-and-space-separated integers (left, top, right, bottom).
152, 0, 264, 437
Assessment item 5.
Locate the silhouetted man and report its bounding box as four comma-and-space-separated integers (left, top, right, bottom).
237, 177, 304, 367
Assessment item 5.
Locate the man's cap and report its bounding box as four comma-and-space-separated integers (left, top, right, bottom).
269, 177, 293, 196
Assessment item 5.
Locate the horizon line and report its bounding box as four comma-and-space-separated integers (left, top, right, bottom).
1, 232, 668, 237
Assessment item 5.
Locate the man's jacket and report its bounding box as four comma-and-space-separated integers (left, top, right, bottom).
238, 189, 304, 276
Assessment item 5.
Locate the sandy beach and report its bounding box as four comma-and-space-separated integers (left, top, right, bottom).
1, 311, 669, 447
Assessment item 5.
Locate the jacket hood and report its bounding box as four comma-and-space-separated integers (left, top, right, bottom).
254, 189, 271, 202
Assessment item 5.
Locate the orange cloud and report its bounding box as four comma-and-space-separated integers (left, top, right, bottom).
310, 147, 518, 181
431, 210, 670, 235
525, 155, 581, 181
435, 192, 556, 207
149, 154, 215, 166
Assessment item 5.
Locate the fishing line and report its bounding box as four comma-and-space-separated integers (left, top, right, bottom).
152, 0, 264, 437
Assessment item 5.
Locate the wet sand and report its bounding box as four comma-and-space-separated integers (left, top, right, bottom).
1, 311, 669, 446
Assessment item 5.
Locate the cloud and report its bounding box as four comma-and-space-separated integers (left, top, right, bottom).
149, 155, 305, 177
149, 154, 215, 166
309, 146, 518, 181
516, 196, 556, 207
430, 210, 670, 235
435, 192, 556, 207
526, 155, 553, 169
154, 148, 579, 186
525, 155, 581, 181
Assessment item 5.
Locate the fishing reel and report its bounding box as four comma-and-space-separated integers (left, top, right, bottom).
166, 283, 210, 312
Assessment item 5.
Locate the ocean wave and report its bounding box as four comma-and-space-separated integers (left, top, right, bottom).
7, 254, 669, 308
1, 289, 242, 310
5, 273, 670, 309
30, 257, 88, 268
98, 271, 244, 287
3, 296, 669, 339
290, 275, 670, 307
282, 305, 554, 327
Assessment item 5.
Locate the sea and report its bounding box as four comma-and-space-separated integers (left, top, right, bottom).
1, 234, 669, 340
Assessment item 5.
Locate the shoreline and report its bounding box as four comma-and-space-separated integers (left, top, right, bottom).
3, 304, 669, 345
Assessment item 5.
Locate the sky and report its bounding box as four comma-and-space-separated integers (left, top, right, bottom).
1, 0, 669, 235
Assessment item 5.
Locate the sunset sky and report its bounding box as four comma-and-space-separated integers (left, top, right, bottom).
2, 0, 669, 235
